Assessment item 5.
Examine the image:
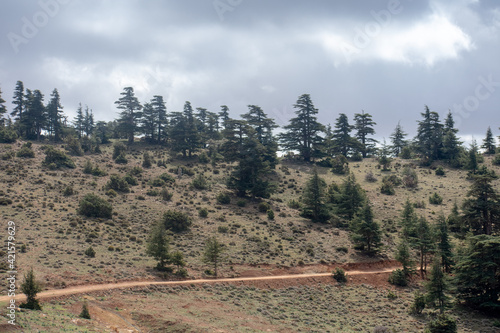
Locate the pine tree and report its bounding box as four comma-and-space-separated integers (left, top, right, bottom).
24, 89, 45, 141
454, 235, 500, 311
141, 102, 156, 142
79, 301, 91, 319
20, 268, 42, 310
354, 110, 377, 158
206, 111, 221, 141
426, 258, 449, 313
332, 113, 358, 157
441, 112, 462, 165
350, 201, 382, 254
395, 239, 414, 278
242, 105, 278, 168
462, 172, 499, 235
0, 87, 7, 125
74, 103, 84, 138
202, 236, 225, 278
336, 173, 365, 220
146, 221, 170, 270
435, 214, 454, 273
151, 95, 167, 143
390, 122, 407, 157
11, 81, 24, 122
115, 87, 142, 144
169, 111, 188, 156
466, 140, 479, 173
481, 127, 496, 155
411, 216, 434, 275
279, 94, 325, 162
415, 105, 443, 162
301, 168, 330, 222
183, 101, 200, 157
46, 88, 64, 141
400, 199, 418, 239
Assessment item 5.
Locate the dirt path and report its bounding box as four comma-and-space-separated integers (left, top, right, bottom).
0, 266, 399, 303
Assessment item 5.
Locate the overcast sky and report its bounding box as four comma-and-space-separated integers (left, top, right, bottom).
1, 0, 500, 142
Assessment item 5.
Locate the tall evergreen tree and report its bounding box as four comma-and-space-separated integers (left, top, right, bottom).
411, 216, 434, 275
11, 81, 24, 127
206, 111, 221, 141
454, 235, 500, 312
46, 88, 64, 141
196, 107, 208, 147
466, 140, 479, 173
141, 102, 156, 142
219, 105, 230, 130
242, 105, 278, 167
20, 268, 42, 310
390, 122, 407, 157
74, 103, 84, 138
183, 101, 200, 157
24, 89, 45, 141
436, 214, 454, 273
426, 258, 450, 313
332, 113, 358, 157
151, 95, 167, 143
202, 237, 225, 278
83, 106, 94, 137
279, 94, 325, 162
146, 221, 170, 270
462, 172, 500, 235
442, 112, 462, 165
301, 168, 330, 222
115, 87, 142, 144
481, 126, 496, 155
400, 199, 418, 239
336, 173, 365, 220
415, 105, 443, 162
354, 110, 377, 158
350, 200, 382, 254
395, 239, 414, 278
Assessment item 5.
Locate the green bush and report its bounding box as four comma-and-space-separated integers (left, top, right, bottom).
331, 155, 349, 175
400, 146, 413, 159
142, 151, 153, 168
493, 154, 500, 166
146, 189, 159, 196
106, 189, 117, 197
199, 208, 208, 218
63, 186, 74, 197
258, 202, 271, 213
288, 199, 301, 209
332, 268, 347, 283
236, 199, 247, 207
402, 167, 418, 188
78, 193, 113, 219
79, 301, 91, 319
84, 246, 96, 258
380, 180, 395, 195
425, 314, 457, 333
130, 166, 143, 175
267, 209, 275, 220
198, 152, 210, 164
124, 174, 138, 186
115, 152, 128, 164
388, 269, 407, 286
149, 178, 166, 187
192, 174, 208, 190
83, 160, 93, 174
43, 147, 75, 169
17, 144, 35, 158
162, 210, 192, 232
159, 172, 176, 183
410, 291, 426, 315
112, 142, 126, 159
435, 166, 446, 176
429, 192, 443, 205
216, 192, 231, 204
106, 175, 130, 193
160, 188, 173, 201
0, 127, 17, 143
65, 136, 84, 156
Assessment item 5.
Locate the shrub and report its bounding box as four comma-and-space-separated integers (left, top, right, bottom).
65, 136, 84, 156
160, 188, 173, 201
146, 189, 159, 196
493, 154, 500, 166
316, 157, 333, 168
43, 147, 75, 169
124, 174, 138, 186
17, 144, 35, 158
142, 151, 153, 168
351, 152, 363, 162
365, 171, 377, 182
236, 199, 247, 207
288, 199, 301, 209
216, 192, 231, 204
332, 268, 347, 283
83, 160, 93, 174
106, 189, 117, 197
159, 173, 176, 183
162, 210, 192, 232
425, 314, 457, 333
383, 175, 401, 186
0, 127, 17, 143
331, 155, 349, 175
402, 167, 418, 188
218, 226, 228, 233
429, 192, 443, 205
130, 166, 143, 175
400, 146, 413, 159
267, 209, 275, 220
0, 198, 13, 205
198, 151, 210, 164
258, 202, 271, 213
78, 193, 113, 218
112, 142, 126, 159
106, 175, 130, 193
199, 208, 208, 218
84, 246, 96, 258
79, 301, 91, 319
373, 327, 391, 333
63, 186, 74, 197
1, 151, 14, 160
149, 178, 166, 187
115, 152, 128, 164
435, 166, 445, 176
380, 180, 395, 195
388, 269, 407, 286
192, 174, 209, 190
410, 291, 426, 315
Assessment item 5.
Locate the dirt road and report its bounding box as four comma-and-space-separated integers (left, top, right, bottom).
0, 266, 399, 303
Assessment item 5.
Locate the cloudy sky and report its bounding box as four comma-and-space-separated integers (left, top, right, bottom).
1, 0, 500, 142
